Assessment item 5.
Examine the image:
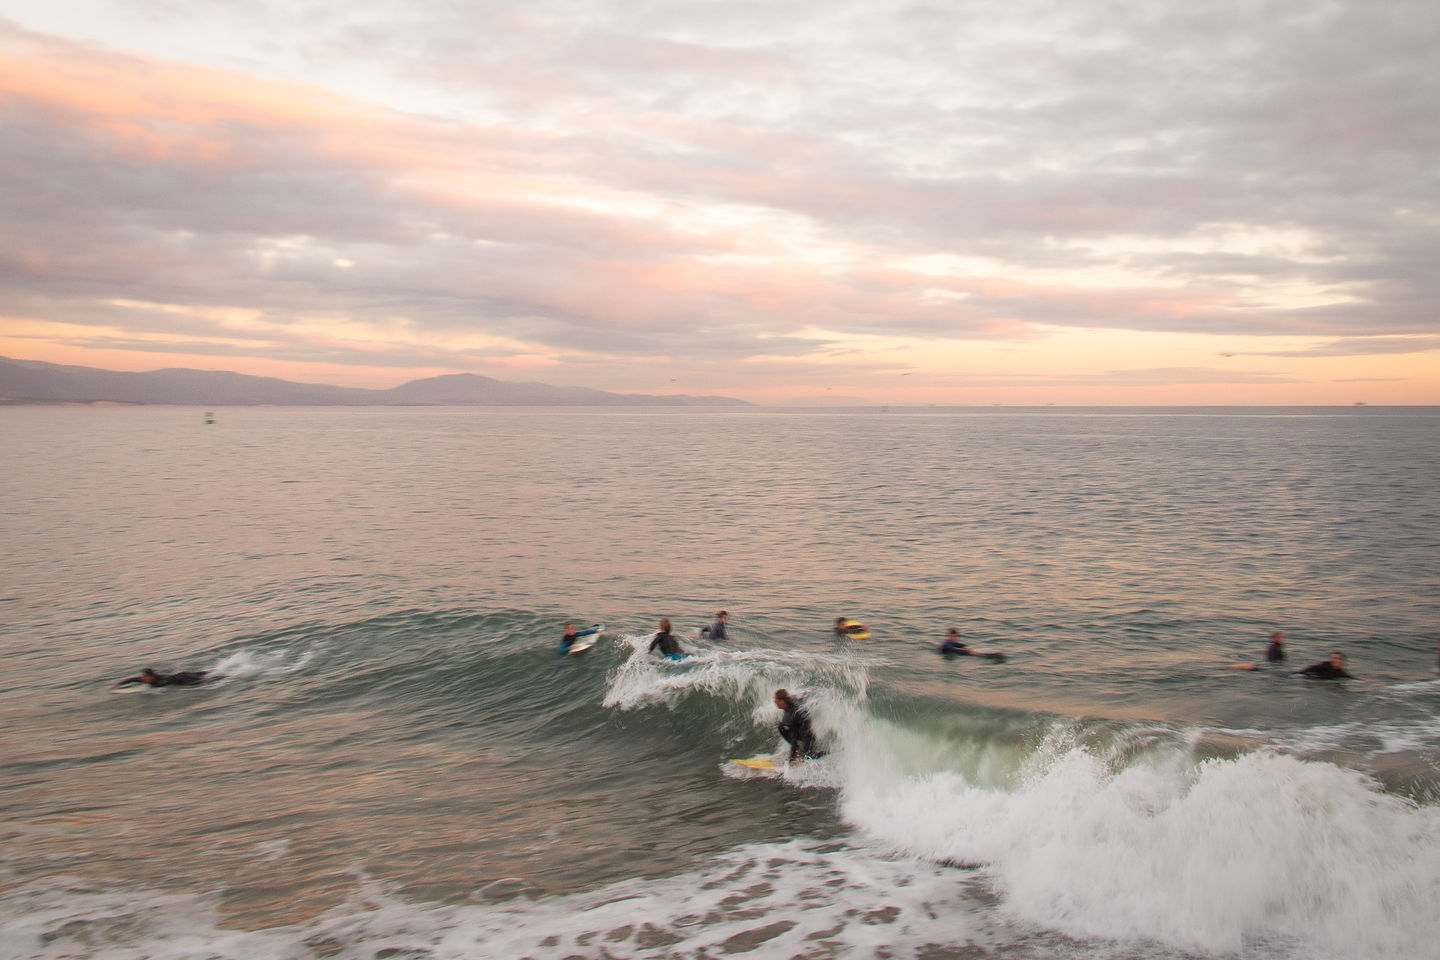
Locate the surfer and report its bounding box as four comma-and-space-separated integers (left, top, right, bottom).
702, 610, 729, 642
115, 668, 216, 688
1263, 631, 1286, 663
774, 688, 820, 761
940, 628, 972, 656
1230, 630, 1287, 670
560, 622, 580, 656
648, 618, 685, 661
1296, 651, 1354, 680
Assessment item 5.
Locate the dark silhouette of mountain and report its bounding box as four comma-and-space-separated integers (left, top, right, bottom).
0, 356, 748, 406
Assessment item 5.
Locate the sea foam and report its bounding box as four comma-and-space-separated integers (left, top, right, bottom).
841, 727, 1440, 958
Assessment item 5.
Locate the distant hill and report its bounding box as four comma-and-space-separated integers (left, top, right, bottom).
0, 357, 749, 406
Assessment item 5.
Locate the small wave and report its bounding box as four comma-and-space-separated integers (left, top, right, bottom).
1263, 717, 1440, 756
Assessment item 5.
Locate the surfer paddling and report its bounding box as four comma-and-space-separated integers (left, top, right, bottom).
938, 628, 1006, 661
1295, 651, 1356, 680
940, 628, 972, 656
115, 668, 217, 689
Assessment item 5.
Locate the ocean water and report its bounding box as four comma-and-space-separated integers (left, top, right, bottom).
2, 404, 1438, 960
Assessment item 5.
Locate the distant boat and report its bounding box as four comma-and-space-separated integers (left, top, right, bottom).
203, 411, 215, 424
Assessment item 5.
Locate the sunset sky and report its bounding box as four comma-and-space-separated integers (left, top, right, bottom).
2, 1, 1436, 404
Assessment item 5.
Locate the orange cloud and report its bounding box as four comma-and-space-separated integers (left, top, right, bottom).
0, 26, 559, 195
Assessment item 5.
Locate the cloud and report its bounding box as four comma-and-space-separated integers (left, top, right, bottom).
1, 2, 1437, 399
1245, 336, 1440, 359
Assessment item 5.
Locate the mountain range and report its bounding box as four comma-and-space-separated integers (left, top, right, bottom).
0, 356, 748, 406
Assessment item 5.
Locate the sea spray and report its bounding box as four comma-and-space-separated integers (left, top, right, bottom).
842, 731, 1440, 958
601, 631, 875, 717
208, 645, 316, 682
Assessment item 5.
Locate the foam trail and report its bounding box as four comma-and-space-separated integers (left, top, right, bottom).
207, 645, 315, 682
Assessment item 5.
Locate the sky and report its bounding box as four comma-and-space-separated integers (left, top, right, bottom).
1, 0, 1436, 405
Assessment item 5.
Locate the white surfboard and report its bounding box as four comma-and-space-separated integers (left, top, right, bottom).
566, 624, 603, 654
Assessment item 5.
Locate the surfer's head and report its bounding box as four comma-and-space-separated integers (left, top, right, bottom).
140, 668, 160, 685
1270, 631, 1285, 643
774, 688, 791, 707
659, 618, 671, 633
1331, 651, 1347, 668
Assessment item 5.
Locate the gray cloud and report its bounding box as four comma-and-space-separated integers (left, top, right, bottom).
1, 1, 1437, 383
1245, 336, 1440, 358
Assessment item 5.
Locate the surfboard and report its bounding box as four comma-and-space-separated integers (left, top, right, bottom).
838, 620, 870, 640
936, 645, 1006, 661
730, 755, 782, 772
565, 624, 603, 655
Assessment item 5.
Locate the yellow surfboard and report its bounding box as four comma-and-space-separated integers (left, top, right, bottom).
730, 756, 782, 772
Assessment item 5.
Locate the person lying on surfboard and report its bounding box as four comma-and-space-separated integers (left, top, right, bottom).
1295, 651, 1355, 680
115, 667, 218, 688
560, 622, 580, 656
774, 688, 820, 760
648, 618, 685, 661
940, 628, 972, 656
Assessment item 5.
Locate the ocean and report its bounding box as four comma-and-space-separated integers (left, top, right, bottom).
2, 404, 1438, 960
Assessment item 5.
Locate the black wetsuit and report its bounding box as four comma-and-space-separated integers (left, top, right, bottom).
778, 696, 818, 760
1297, 661, 1352, 679
941, 640, 971, 656
708, 618, 729, 642
560, 630, 578, 655
1264, 641, 1285, 663
649, 631, 682, 657
117, 670, 213, 687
